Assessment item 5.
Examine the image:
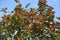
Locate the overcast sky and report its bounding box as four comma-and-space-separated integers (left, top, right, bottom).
0, 0, 60, 21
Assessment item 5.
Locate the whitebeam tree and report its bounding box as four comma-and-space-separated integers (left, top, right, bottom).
0, 0, 60, 40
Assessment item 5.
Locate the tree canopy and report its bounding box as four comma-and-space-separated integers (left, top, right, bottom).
0, 0, 60, 40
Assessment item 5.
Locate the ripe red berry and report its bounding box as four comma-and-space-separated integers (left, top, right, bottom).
25, 12, 29, 16
25, 25, 29, 29
46, 22, 50, 26
27, 18, 30, 21
50, 27, 55, 32
36, 22, 40, 26
31, 17, 35, 21
41, 26, 44, 30
40, 16, 43, 20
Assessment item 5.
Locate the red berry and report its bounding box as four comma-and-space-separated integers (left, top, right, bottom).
25, 25, 29, 29
41, 26, 44, 30
46, 22, 50, 26
36, 22, 40, 26
40, 16, 43, 20
50, 27, 55, 32
25, 12, 29, 16
25, 25, 29, 31
27, 18, 30, 21
31, 17, 35, 21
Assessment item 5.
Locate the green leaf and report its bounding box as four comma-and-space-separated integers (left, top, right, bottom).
42, 37, 47, 40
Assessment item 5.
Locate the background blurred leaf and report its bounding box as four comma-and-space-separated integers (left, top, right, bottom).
0, 8, 7, 13
56, 17, 60, 20
25, 3, 30, 8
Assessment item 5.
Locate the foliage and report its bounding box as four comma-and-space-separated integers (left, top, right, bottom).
0, 0, 60, 40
